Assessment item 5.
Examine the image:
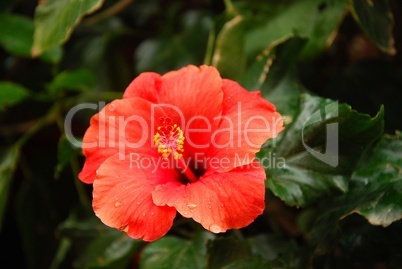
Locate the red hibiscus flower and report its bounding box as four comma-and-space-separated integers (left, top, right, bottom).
78, 65, 284, 241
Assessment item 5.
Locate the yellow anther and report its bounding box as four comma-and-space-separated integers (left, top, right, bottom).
153, 119, 185, 160
174, 152, 183, 159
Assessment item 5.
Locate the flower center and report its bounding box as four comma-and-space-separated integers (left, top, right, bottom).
153, 117, 197, 183
153, 117, 185, 160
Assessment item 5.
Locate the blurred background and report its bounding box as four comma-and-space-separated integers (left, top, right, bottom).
1, 0, 402, 268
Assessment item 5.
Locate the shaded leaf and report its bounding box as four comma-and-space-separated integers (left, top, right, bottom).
32, 0, 104, 56
298, 0, 349, 59
240, 36, 307, 91
0, 81, 30, 111
58, 213, 111, 239
211, 15, 246, 80
74, 231, 141, 269
135, 10, 213, 74
207, 236, 250, 269
141, 232, 215, 269
239, 0, 348, 61
310, 132, 402, 255
48, 69, 96, 94
56, 212, 141, 269
135, 38, 190, 74
348, 131, 402, 226
335, 216, 402, 267
351, 0, 396, 55
0, 146, 20, 230
0, 12, 35, 57
0, 12, 62, 62
54, 135, 80, 178
249, 234, 308, 269
249, 234, 295, 262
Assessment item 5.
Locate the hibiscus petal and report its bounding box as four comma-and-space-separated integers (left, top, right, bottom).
205, 79, 284, 174
93, 152, 178, 242
152, 162, 266, 233
122, 72, 161, 102
79, 97, 162, 184
158, 65, 223, 159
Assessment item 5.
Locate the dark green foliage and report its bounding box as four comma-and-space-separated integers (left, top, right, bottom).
0, 0, 401, 268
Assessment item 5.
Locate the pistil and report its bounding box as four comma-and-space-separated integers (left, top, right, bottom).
153, 117, 198, 183
177, 158, 198, 183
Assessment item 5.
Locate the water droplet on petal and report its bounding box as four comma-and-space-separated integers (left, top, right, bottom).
136, 202, 141, 205
187, 202, 198, 209
118, 224, 128, 232
114, 202, 122, 208
210, 225, 221, 233
142, 213, 146, 217
109, 103, 116, 111
220, 204, 224, 208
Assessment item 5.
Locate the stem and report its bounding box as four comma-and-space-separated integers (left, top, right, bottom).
203, 27, 215, 65
71, 157, 91, 208
84, 0, 135, 26
177, 158, 198, 183
15, 104, 60, 148
223, 0, 237, 16
56, 118, 91, 208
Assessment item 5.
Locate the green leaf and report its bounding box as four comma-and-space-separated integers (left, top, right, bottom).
249, 234, 294, 261
207, 236, 250, 269
0, 146, 20, 230
58, 213, 111, 238
0, 13, 34, 57
253, 39, 384, 208
240, 0, 348, 61
298, 0, 349, 59
75, 231, 141, 269
135, 10, 213, 74
260, 94, 384, 207
248, 36, 385, 208
54, 135, 80, 178
56, 212, 141, 269
48, 69, 96, 94
32, 0, 105, 56
240, 36, 307, 91
351, 0, 396, 55
0, 12, 62, 63
249, 234, 308, 268
0, 81, 30, 111
310, 132, 402, 255
140, 232, 215, 269
348, 131, 402, 226
211, 15, 246, 80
